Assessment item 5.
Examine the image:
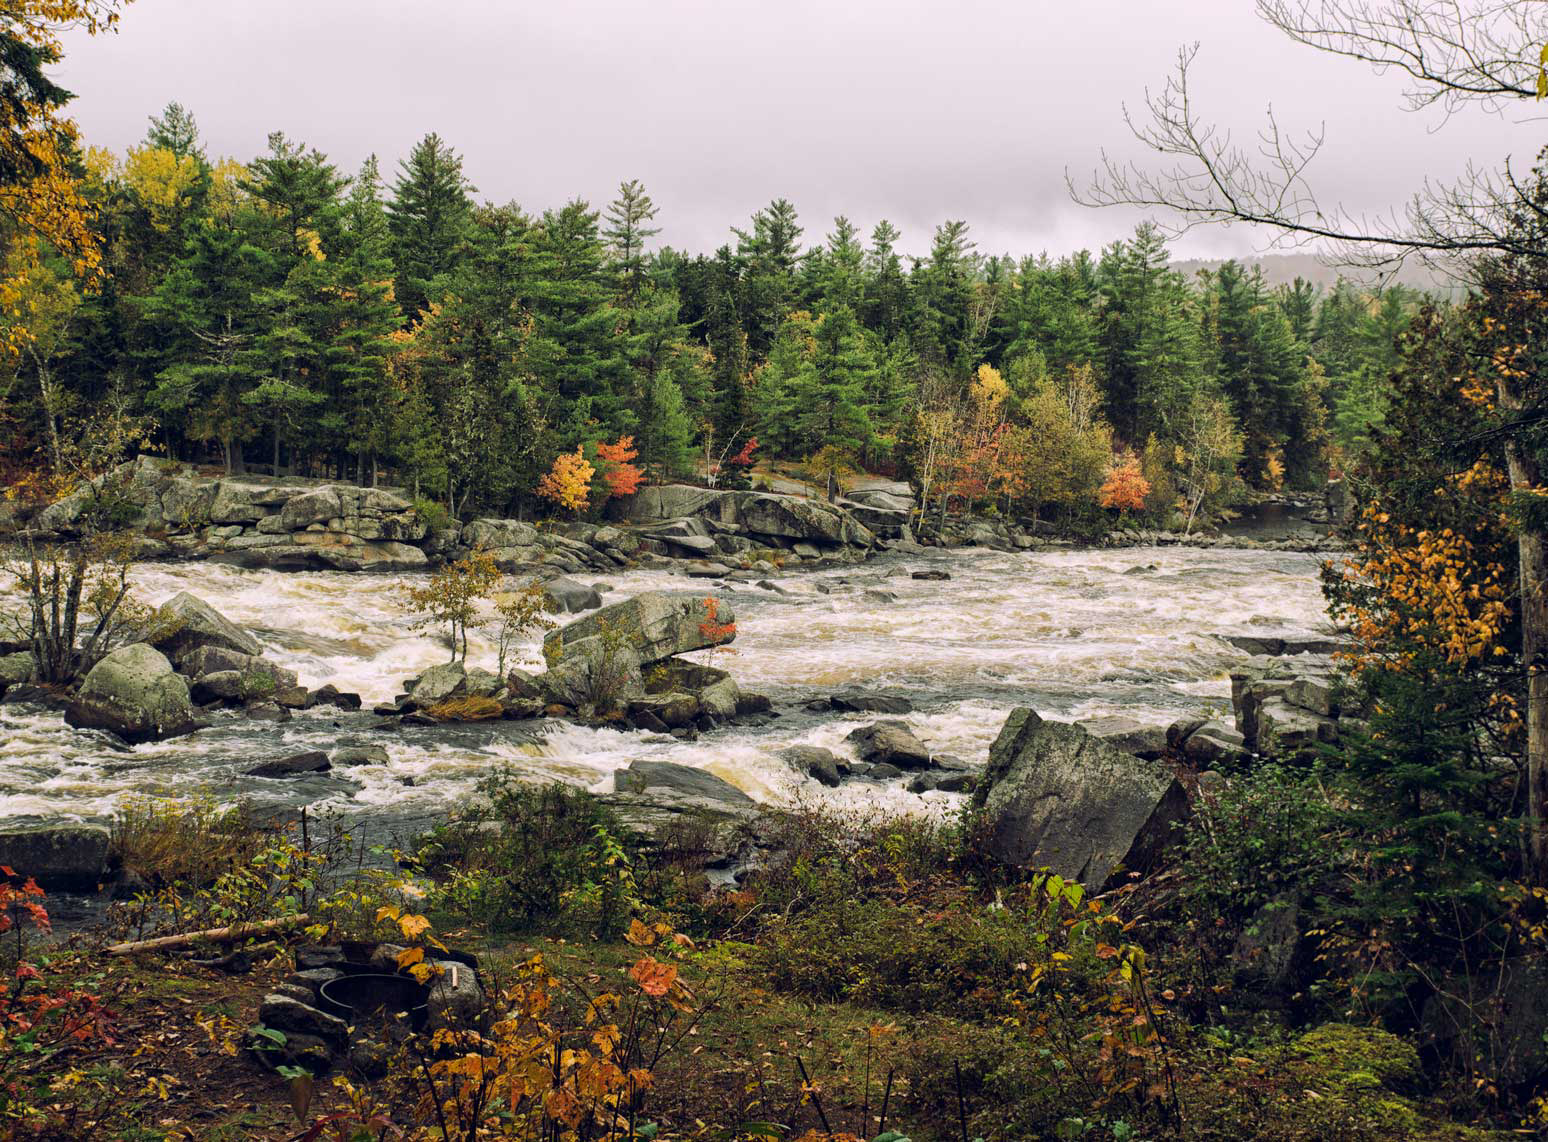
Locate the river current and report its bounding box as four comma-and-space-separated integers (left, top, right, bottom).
0, 545, 1334, 828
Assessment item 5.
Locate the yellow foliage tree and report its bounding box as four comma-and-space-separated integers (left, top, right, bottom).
537, 447, 594, 515
0, 1, 130, 356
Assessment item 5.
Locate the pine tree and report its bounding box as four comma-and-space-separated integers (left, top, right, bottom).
326, 156, 404, 481
144, 101, 203, 160
387, 133, 475, 320
603, 179, 661, 306
795, 305, 872, 475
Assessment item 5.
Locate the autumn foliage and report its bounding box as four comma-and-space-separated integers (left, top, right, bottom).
1099, 452, 1151, 513
536, 446, 595, 515
594, 434, 643, 501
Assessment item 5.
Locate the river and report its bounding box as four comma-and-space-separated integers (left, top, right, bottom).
0, 544, 1335, 829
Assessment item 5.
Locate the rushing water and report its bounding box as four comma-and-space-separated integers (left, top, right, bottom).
0, 545, 1336, 828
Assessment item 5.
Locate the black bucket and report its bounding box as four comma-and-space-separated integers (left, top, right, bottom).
317, 973, 430, 1032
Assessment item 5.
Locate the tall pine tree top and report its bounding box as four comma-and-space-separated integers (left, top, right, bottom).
387, 133, 476, 320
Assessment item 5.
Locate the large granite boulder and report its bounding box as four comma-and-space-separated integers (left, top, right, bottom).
543, 592, 735, 668
150, 592, 262, 664
65, 643, 196, 743
0, 824, 110, 891
614, 485, 876, 549
972, 708, 1188, 889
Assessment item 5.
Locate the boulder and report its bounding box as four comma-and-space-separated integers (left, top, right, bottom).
308, 683, 363, 710
535, 636, 643, 710
1182, 719, 1250, 765
845, 721, 932, 769
628, 692, 699, 729
65, 644, 196, 744
0, 824, 110, 891
543, 592, 735, 668
1257, 699, 1338, 756
332, 745, 389, 766
540, 577, 603, 614
246, 751, 331, 778
1232, 895, 1305, 996
1422, 958, 1548, 1089
0, 651, 32, 696
652, 660, 740, 719
150, 592, 262, 663
781, 745, 844, 787
972, 709, 1189, 889
1082, 715, 1169, 760
1284, 677, 1338, 718
613, 760, 754, 810
830, 692, 913, 715
911, 569, 951, 581
257, 994, 348, 1048
425, 962, 485, 1032
409, 662, 466, 708
461, 667, 502, 699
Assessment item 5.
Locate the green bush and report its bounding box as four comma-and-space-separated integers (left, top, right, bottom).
414, 774, 639, 938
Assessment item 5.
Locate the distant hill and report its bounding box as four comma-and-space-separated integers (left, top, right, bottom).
1169, 252, 1463, 297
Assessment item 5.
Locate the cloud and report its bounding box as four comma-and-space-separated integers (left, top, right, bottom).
59, 0, 1525, 260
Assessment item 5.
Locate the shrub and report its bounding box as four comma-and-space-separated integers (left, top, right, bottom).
425, 694, 503, 721
411, 495, 453, 533
111, 794, 269, 888
415, 775, 639, 937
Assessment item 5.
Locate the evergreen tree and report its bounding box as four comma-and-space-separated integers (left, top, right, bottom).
795, 304, 872, 470
144, 101, 203, 160
387, 133, 475, 320
603, 178, 660, 306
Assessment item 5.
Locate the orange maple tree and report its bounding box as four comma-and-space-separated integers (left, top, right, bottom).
594, 434, 643, 501
1099, 453, 1150, 513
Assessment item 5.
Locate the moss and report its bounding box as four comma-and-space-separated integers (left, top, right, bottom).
1288, 1023, 1423, 1095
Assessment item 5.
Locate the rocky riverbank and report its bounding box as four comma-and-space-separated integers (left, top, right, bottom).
13, 459, 1346, 581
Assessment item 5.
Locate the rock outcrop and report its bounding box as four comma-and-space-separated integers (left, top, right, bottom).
0, 824, 110, 891
973, 708, 1189, 889
65, 643, 196, 743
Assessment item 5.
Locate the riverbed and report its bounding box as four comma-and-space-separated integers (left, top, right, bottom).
0, 544, 1336, 827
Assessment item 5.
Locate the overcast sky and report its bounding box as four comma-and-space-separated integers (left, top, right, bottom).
57, 0, 1527, 262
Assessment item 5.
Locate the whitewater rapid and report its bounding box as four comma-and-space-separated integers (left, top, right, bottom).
0, 545, 1335, 825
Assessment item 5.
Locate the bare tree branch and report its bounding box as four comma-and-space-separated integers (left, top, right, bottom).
1073, 7, 1547, 275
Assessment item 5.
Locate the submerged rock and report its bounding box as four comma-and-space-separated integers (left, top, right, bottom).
973, 708, 1188, 890
65, 644, 196, 744
246, 750, 331, 778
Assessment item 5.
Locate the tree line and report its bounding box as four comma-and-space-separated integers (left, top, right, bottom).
0, 104, 1430, 524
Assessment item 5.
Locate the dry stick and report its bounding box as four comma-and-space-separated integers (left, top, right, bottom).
794, 1056, 831, 1135
103, 913, 310, 956
879, 1068, 894, 1134
955, 1060, 970, 1142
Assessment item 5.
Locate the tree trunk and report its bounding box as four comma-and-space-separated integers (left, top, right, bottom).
272, 410, 282, 476
1501, 377, 1548, 882
34, 355, 61, 472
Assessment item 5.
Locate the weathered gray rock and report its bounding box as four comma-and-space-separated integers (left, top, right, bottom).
613, 760, 754, 809
544, 592, 735, 668
0, 652, 32, 695
1232, 895, 1304, 995
972, 709, 1189, 889
628, 692, 699, 729
1083, 715, 1169, 760
461, 667, 502, 699
535, 636, 643, 710
65, 644, 195, 743
332, 745, 389, 766
616, 486, 876, 548
540, 577, 603, 614
0, 824, 110, 890
247, 750, 331, 778
846, 721, 932, 769
830, 692, 913, 715
257, 994, 349, 1047
409, 662, 466, 708
1256, 699, 1338, 756
653, 660, 740, 719
1284, 677, 1338, 717
425, 962, 484, 1032
151, 592, 262, 663
782, 745, 844, 786
1182, 719, 1250, 765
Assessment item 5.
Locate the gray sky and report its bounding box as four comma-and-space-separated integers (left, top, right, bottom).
57, 0, 1527, 261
